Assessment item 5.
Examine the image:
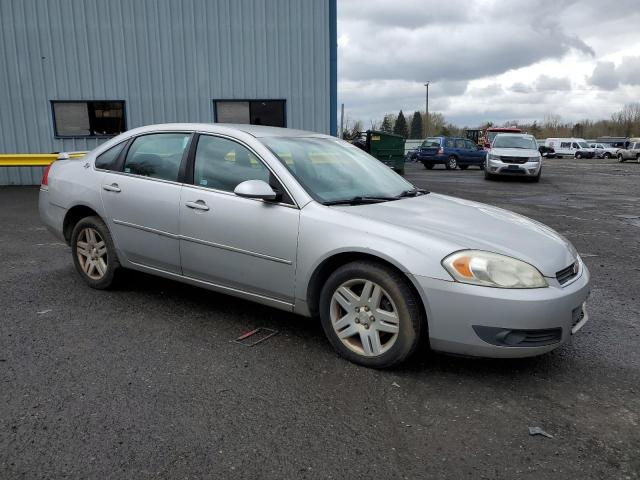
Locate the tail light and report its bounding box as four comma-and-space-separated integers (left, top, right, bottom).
437, 147, 444, 155
41, 164, 52, 186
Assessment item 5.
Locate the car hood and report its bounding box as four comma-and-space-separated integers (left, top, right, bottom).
342, 193, 576, 277
489, 147, 539, 157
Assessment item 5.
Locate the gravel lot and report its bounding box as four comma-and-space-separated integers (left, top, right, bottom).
1, 157, 639, 479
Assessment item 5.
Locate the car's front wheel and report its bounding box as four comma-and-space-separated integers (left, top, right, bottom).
575, 152, 582, 159
319, 261, 423, 368
618, 154, 625, 163
71, 216, 120, 289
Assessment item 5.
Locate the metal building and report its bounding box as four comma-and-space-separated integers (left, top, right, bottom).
0, 0, 337, 185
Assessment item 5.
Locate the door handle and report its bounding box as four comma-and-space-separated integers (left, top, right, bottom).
185, 200, 210, 211
103, 183, 121, 193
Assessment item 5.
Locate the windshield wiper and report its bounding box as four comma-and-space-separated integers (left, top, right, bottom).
398, 188, 430, 197
322, 195, 399, 206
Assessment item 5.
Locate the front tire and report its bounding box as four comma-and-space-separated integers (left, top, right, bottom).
71, 216, 120, 289
618, 154, 625, 163
575, 152, 582, 159
319, 261, 423, 368
445, 156, 458, 170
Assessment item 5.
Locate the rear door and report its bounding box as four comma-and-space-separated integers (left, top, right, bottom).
464, 140, 484, 164
99, 132, 192, 273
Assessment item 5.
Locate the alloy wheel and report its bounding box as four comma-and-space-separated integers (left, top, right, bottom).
448, 157, 457, 169
329, 279, 400, 357
76, 227, 108, 280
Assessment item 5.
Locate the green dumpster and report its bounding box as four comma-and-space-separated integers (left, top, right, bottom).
365, 130, 406, 175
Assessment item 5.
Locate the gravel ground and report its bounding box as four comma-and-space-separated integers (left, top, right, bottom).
1, 157, 639, 479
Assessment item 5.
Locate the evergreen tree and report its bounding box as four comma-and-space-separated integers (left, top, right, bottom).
409, 111, 423, 139
393, 110, 409, 138
380, 114, 393, 133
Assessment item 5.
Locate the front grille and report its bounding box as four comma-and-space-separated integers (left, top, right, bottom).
517, 329, 562, 346
500, 156, 528, 164
556, 262, 579, 285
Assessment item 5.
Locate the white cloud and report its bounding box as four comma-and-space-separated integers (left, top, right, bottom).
337, 0, 640, 126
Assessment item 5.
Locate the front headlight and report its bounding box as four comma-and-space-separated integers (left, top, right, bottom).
528, 156, 541, 162
442, 250, 548, 288
488, 153, 500, 160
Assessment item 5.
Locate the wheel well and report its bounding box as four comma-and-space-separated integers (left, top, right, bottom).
63, 205, 100, 243
306, 252, 426, 320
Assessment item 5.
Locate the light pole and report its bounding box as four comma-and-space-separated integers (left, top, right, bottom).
424, 81, 430, 138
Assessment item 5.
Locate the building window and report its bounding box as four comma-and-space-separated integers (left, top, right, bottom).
214, 100, 285, 128
52, 101, 126, 137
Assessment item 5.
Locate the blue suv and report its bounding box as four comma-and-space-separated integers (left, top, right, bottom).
411, 136, 486, 170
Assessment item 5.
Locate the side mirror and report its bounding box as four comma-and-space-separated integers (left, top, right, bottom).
234, 179, 278, 201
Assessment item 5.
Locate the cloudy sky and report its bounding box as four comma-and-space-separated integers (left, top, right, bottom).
337, 0, 640, 127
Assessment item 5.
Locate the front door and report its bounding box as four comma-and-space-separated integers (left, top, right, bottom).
179, 134, 299, 303
100, 132, 192, 273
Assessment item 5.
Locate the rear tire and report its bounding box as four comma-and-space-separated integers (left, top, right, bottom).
604, 152, 611, 159
445, 156, 457, 170
71, 216, 120, 289
575, 152, 582, 159
319, 261, 423, 368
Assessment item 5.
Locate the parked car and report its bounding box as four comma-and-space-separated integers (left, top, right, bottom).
617, 138, 640, 163
485, 133, 542, 181
538, 145, 555, 158
39, 124, 590, 368
413, 136, 486, 170
589, 142, 619, 159
545, 138, 594, 158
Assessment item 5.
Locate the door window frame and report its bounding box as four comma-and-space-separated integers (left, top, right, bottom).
184, 133, 299, 209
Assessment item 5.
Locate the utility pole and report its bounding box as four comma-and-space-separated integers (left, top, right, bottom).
339, 103, 344, 139
424, 81, 430, 138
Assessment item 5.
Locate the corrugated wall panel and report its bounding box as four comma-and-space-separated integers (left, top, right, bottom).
0, 0, 332, 184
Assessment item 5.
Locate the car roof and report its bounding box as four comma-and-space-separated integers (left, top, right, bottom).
121, 123, 330, 139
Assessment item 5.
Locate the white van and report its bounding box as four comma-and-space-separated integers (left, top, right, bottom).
545, 138, 593, 158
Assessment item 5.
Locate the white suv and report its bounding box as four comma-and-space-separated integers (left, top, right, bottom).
485, 134, 542, 182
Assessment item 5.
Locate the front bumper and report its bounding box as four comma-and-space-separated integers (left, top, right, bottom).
410, 264, 591, 358
487, 158, 541, 176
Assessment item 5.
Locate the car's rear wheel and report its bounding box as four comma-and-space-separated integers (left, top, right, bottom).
319, 261, 423, 368
618, 154, 625, 163
636, 154, 640, 164
445, 156, 457, 170
575, 152, 582, 159
71, 216, 120, 289
604, 152, 611, 159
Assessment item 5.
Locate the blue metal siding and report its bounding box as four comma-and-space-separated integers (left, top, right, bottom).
0, 0, 334, 184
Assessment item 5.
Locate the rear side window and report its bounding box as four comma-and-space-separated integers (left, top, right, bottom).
572, 143, 580, 149
123, 133, 191, 182
445, 139, 454, 148
560, 142, 571, 148
455, 139, 466, 149
95, 142, 125, 171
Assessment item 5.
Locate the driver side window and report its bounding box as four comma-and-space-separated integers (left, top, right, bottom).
193, 135, 292, 204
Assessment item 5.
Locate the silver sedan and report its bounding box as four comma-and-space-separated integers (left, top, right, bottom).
39, 124, 590, 368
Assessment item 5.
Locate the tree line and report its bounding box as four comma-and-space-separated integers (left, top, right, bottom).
342, 102, 640, 140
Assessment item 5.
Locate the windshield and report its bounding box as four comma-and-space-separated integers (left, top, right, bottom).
492, 135, 537, 150
261, 137, 414, 203
422, 137, 441, 147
